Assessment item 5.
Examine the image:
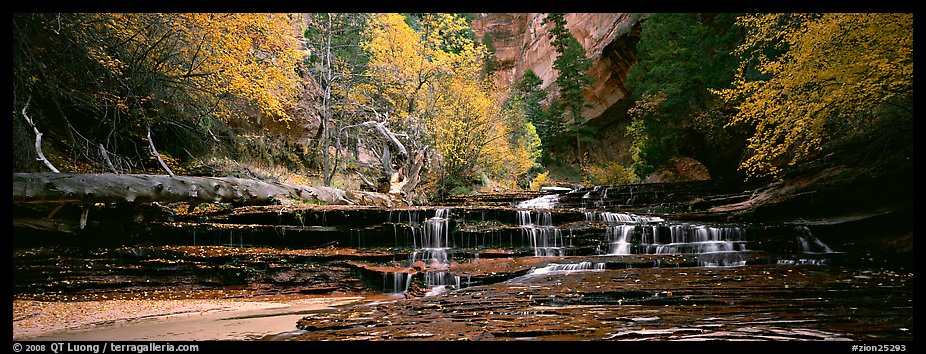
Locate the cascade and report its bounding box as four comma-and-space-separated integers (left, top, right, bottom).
604, 222, 749, 267
527, 261, 606, 275
518, 210, 567, 256
391, 209, 463, 295
606, 225, 635, 255
795, 226, 836, 254
409, 209, 451, 266
581, 186, 602, 208
586, 211, 664, 223
515, 194, 560, 209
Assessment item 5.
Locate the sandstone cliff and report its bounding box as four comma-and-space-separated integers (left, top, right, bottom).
472, 13, 645, 166
472, 13, 644, 123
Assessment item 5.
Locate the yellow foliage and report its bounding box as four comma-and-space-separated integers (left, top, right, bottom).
587, 161, 638, 186
288, 173, 314, 187
529, 171, 549, 191
358, 13, 536, 187
83, 13, 305, 124
716, 13, 913, 178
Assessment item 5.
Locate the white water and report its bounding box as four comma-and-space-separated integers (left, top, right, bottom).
581, 186, 603, 208
424, 271, 461, 289
605, 222, 749, 267
586, 211, 664, 223
409, 209, 452, 265
518, 210, 567, 257
795, 226, 836, 254
389, 209, 465, 295
390, 272, 413, 294
606, 225, 635, 255
515, 194, 560, 209
777, 258, 829, 266
527, 261, 606, 275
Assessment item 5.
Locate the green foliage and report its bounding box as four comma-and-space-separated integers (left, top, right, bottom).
513, 70, 548, 135
304, 13, 372, 186
510, 70, 548, 162
625, 13, 744, 179
480, 33, 501, 74
541, 13, 596, 159
717, 13, 913, 178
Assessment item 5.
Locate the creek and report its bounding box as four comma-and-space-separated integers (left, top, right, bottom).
12, 183, 913, 341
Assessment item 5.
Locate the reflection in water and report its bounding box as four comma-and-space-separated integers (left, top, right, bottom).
795, 226, 836, 254
292, 265, 913, 341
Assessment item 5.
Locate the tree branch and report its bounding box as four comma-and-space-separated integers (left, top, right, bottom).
20, 96, 61, 173
99, 143, 119, 174
146, 125, 175, 177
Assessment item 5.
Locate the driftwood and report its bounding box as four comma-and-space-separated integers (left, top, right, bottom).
12, 173, 402, 207
19, 96, 60, 173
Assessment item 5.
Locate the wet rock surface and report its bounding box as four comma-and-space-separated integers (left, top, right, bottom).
12, 169, 913, 341
288, 264, 912, 341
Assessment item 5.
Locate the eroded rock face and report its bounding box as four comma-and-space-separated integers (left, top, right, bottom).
643, 157, 713, 183
472, 13, 644, 123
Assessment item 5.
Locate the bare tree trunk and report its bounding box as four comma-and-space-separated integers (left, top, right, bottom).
321, 13, 334, 186
366, 121, 408, 161
12, 173, 371, 206
99, 143, 119, 174
20, 96, 61, 173
399, 149, 427, 203
147, 125, 174, 177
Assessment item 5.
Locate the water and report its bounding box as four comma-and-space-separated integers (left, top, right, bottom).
606, 225, 635, 255
390, 272, 413, 293
393, 209, 463, 295
581, 186, 601, 208
515, 194, 560, 209
602, 222, 748, 267
525, 261, 606, 276
518, 210, 567, 257
586, 211, 664, 223
424, 271, 461, 289
777, 258, 829, 266
289, 264, 913, 341
12, 184, 911, 341
795, 226, 836, 254
409, 209, 451, 265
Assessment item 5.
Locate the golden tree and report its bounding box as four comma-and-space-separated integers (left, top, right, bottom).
716, 13, 913, 178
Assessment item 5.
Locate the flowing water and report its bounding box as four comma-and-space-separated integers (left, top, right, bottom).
12, 189, 913, 341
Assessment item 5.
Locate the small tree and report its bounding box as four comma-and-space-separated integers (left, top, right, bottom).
542, 13, 595, 161
304, 13, 370, 186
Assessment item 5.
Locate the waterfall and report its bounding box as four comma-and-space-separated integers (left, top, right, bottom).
409, 209, 452, 265
390, 209, 465, 295
605, 222, 749, 267
606, 225, 635, 255
528, 261, 606, 275
391, 272, 413, 293
424, 271, 461, 289
507, 261, 606, 283
518, 210, 566, 257
515, 194, 560, 209
586, 212, 664, 223
777, 258, 828, 266
795, 226, 836, 254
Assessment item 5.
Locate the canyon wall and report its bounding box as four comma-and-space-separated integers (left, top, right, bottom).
472, 13, 644, 123
472, 13, 645, 165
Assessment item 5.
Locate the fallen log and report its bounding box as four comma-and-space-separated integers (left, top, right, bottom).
12, 173, 403, 207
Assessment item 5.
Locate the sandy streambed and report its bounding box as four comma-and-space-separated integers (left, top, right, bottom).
13, 295, 391, 341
